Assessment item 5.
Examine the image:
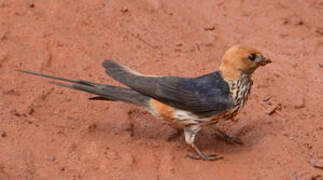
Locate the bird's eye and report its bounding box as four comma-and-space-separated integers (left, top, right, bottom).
248, 53, 256, 61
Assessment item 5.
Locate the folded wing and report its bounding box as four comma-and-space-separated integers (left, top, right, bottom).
103, 60, 234, 116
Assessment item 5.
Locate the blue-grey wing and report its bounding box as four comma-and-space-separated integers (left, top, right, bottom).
103, 60, 234, 116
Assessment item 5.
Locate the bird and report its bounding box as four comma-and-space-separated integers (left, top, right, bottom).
17, 45, 271, 161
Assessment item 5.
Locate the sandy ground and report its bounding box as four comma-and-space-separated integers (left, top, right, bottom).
0, 0, 323, 179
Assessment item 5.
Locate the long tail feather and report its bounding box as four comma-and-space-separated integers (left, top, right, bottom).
17, 69, 149, 107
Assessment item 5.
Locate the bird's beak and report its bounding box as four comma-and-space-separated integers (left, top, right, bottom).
258, 56, 272, 66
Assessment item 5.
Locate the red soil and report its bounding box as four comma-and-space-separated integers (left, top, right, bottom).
0, 0, 322, 179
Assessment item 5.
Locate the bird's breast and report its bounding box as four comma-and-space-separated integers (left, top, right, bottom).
225, 74, 253, 118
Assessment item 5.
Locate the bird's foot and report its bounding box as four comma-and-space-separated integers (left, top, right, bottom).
214, 128, 243, 145
216, 133, 243, 145
187, 152, 223, 161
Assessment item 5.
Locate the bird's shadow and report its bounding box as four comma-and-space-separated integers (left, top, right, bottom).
85, 108, 268, 154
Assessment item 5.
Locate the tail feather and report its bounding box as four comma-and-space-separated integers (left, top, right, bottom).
17, 70, 76, 83
17, 69, 149, 107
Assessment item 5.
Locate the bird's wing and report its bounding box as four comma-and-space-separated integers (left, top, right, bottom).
103, 60, 234, 116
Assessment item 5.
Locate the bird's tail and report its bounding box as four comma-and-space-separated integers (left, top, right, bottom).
16, 70, 150, 107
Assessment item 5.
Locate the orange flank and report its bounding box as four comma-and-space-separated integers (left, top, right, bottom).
149, 98, 173, 121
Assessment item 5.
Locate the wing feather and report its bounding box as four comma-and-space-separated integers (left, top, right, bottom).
103, 60, 234, 116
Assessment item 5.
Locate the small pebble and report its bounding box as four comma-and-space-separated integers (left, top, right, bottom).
294, 97, 305, 109
47, 156, 56, 162
1, 131, 7, 138
265, 105, 277, 115
311, 174, 323, 180
204, 25, 215, 31
263, 96, 272, 102
121, 7, 128, 13
309, 159, 323, 169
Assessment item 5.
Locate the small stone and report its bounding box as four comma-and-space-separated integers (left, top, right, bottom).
176, 43, 183, 47
204, 42, 214, 47
294, 97, 305, 109
28, 108, 34, 115
88, 123, 97, 131
121, 7, 129, 13
0, 32, 7, 41
265, 105, 277, 115
290, 16, 303, 25
10, 110, 21, 117
47, 156, 56, 162
1, 131, 7, 138
311, 174, 323, 180
283, 132, 289, 137
304, 143, 312, 149
204, 25, 215, 31
279, 34, 288, 38
296, 20, 303, 25
263, 96, 272, 102
309, 158, 323, 169
314, 27, 323, 36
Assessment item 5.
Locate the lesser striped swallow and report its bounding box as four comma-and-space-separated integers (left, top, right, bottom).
17, 45, 271, 161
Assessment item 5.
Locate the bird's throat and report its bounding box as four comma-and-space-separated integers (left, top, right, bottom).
226, 73, 253, 108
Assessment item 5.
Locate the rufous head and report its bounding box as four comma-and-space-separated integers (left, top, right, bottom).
219, 45, 271, 81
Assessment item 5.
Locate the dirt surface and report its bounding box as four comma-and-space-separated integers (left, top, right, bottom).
1, 0, 323, 179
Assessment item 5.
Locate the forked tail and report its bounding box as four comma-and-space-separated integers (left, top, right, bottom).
16, 70, 149, 107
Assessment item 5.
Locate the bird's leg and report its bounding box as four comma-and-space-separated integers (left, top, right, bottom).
213, 127, 243, 145
167, 128, 183, 141
184, 125, 223, 161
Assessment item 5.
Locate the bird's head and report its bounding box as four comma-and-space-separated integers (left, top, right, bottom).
219, 45, 271, 81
